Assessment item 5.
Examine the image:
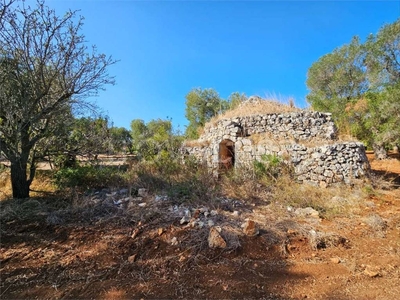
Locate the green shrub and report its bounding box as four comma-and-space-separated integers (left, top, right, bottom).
253, 154, 287, 179
54, 165, 126, 191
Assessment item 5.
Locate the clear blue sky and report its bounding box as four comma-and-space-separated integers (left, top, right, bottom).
42, 0, 399, 131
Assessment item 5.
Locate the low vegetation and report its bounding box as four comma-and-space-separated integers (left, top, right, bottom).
1, 150, 399, 299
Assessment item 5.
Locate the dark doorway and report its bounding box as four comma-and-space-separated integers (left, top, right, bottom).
219, 139, 235, 170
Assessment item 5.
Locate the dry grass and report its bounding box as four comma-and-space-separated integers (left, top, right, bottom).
271, 173, 367, 219
209, 97, 302, 125
0, 168, 57, 201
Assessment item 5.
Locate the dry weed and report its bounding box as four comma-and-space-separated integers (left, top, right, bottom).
363, 214, 388, 237
308, 230, 348, 250
210, 97, 301, 124
272, 174, 366, 219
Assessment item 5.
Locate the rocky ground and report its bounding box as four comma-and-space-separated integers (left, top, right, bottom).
1, 153, 399, 299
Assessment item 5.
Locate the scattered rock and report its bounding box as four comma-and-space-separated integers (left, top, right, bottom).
199, 207, 209, 213
330, 257, 341, 264
364, 265, 380, 277
242, 220, 259, 236
232, 211, 240, 217
119, 188, 129, 195
180, 216, 190, 225
127, 254, 137, 263
138, 202, 147, 207
158, 228, 164, 236
210, 210, 218, 216
208, 227, 226, 249
155, 195, 168, 201
319, 181, 328, 188
207, 220, 215, 227
171, 237, 178, 246
295, 207, 320, 218
131, 197, 143, 202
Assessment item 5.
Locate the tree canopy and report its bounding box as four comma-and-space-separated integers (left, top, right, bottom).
0, 0, 116, 198
306, 18, 400, 158
184, 88, 229, 139
184, 88, 248, 139
130, 118, 182, 161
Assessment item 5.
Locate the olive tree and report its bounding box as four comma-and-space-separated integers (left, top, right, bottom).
184, 88, 228, 139
0, 0, 116, 198
306, 18, 400, 159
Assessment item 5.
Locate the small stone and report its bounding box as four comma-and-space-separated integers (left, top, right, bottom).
128, 254, 137, 263
330, 257, 341, 264
197, 221, 204, 228
242, 220, 259, 236
319, 181, 328, 189
171, 237, 178, 246
199, 207, 209, 213
138, 202, 147, 207
208, 227, 227, 249
207, 220, 215, 227
210, 210, 218, 216
204, 212, 210, 218
180, 216, 190, 225
155, 195, 168, 201
119, 188, 129, 195
232, 211, 240, 217
184, 209, 191, 218
364, 266, 380, 277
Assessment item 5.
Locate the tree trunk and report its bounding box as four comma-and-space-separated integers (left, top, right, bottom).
372, 143, 388, 160
10, 159, 30, 198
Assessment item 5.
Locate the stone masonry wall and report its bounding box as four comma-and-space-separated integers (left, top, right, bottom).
182, 111, 370, 186
199, 111, 337, 143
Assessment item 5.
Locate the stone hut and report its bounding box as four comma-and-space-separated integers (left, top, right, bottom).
182, 105, 370, 186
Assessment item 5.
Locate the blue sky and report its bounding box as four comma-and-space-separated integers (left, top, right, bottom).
42, 0, 399, 131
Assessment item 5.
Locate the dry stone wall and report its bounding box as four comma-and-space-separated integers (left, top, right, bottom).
182, 111, 370, 186
199, 111, 337, 143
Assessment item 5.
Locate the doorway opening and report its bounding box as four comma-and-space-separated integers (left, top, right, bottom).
219, 139, 235, 170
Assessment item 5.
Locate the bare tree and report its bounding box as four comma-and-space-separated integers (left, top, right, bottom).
0, 0, 116, 198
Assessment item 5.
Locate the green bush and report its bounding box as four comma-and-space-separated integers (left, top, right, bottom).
54, 165, 126, 191
253, 154, 285, 178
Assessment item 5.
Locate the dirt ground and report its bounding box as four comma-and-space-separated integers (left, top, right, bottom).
1, 153, 400, 299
